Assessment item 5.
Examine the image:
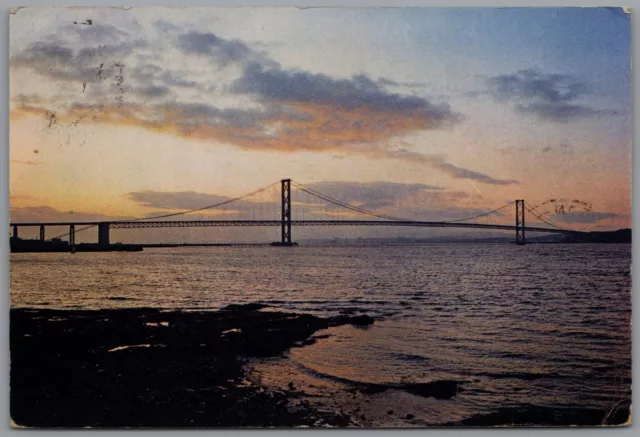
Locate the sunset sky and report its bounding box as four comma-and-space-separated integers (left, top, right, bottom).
9, 7, 632, 241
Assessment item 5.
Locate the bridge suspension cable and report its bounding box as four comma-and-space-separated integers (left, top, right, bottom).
49, 224, 96, 241
132, 182, 279, 221
293, 182, 525, 226
291, 181, 412, 222
42, 179, 569, 242
443, 201, 515, 223
49, 181, 280, 240
524, 202, 567, 231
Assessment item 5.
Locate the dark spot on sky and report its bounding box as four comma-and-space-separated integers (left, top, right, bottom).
47, 112, 56, 128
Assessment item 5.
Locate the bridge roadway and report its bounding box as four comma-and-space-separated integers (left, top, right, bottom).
10, 219, 567, 234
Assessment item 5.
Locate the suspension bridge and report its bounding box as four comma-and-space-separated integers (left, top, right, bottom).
9, 179, 575, 248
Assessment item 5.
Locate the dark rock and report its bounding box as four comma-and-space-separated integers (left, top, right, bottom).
355, 379, 465, 401
387, 410, 394, 415
406, 414, 415, 420
398, 380, 462, 400
221, 303, 269, 312
10, 305, 373, 428
330, 314, 374, 327
350, 314, 375, 326
324, 413, 351, 427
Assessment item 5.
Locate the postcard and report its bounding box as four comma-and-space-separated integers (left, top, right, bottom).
9, 6, 632, 428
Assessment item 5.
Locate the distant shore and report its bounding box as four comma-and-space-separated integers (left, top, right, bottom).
10, 304, 630, 428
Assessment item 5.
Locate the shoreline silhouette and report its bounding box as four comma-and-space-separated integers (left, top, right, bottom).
10, 303, 630, 428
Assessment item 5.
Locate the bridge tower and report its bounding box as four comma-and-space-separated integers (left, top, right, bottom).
98, 223, 110, 246
515, 199, 525, 245
280, 179, 293, 245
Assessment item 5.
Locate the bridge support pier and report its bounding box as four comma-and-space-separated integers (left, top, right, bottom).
515, 199, 525, 245
280, 178, 293, 245
39, 225, 45, 241
98, 223, 110, 246
69, 224, 75, 247
12, 225, 18, 239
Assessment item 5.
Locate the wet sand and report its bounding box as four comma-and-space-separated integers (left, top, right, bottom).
10, 304, 630, 428
248, 336, 630, 428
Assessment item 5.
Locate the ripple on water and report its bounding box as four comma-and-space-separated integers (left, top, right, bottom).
10, 244, 632, 421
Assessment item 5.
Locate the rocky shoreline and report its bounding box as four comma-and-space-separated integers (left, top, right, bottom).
10, 303, 373, 428
10, 303, 630, 428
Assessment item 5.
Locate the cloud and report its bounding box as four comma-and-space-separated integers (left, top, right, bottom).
404, 206, 505, 222
131, 64, 201, 89
293, 181, 499, 221
231, 63, 458, 126
553, 211, 624, 224
426, 156, 519, 185
377, 77, 428, 88
124, 181, 496, 222
127, 190, 235, 210
9, 205, 134, 223
12, 180, 511, 232
516, 102, 614, 122
11, 23, 464, 171
11, 38, 145, 83
125, 190, 279, 219
487, 70, 586, 103
299, 181, 443, 210
482, 69, 615, 123
127, 183, 442, 217
12, 88, 459, 156
11, 160, 37, 166
385, 148, 520, 185
131, 84, 171, 98
176, 31, 275, 68
295, 182, 502, 221
126, 179, 504, 223
61, 22, 132, 44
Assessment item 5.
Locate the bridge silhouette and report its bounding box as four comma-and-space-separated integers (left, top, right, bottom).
10, 179, 573, 247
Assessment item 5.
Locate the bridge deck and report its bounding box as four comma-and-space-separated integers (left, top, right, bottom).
9, 220, 567, 234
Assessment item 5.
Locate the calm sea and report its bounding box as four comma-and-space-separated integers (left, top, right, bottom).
10, 243, 632, 425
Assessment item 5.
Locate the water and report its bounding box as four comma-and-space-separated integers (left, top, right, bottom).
10, 243, 632, 424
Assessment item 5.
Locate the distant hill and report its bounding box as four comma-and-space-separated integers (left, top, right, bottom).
563, 229, 631, 243
299, 229, 631, 245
